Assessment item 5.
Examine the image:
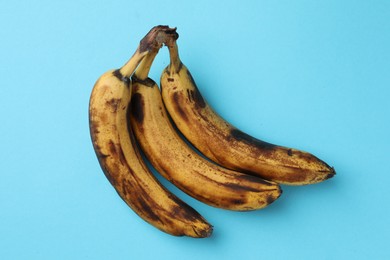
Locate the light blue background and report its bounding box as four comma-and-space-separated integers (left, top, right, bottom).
1, 1, 389, 259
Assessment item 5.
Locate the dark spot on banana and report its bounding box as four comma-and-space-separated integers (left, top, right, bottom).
91, 127, 100, 135
287, 149, 293, 156
192, 88, 206, 109
172, 92, 188, 122
230, 129, 276, 150
185, 69, 206, 108
132, 75, 156, 88
266, 194, 277, 205
107, 98, 121, 112
100, 163, 118, 187
117, 146, 127, 166
113, 70, 130, 87
224, 181, 266, 193
130, 93, 145, 124
170, 199, 203, 222
164, 66, 170, 75
137, 197, 162, 223
282, 170, 308, 183
96, 150, 109, 160
238, 173, 277, 186
89, 120, 100, 137
186, 89, 193, 102
107, 162, 120, 186
177, 62, 183, 73
108, 140, 117, 156
230, 198, 246, 205
167, 78, 174, 82
113, 69, 123, 80
121, 178, 163, 223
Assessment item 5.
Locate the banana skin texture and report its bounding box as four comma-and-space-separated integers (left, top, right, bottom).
129, 50, 282, 211
160, 41, 336, 185
89, 26, 212, 238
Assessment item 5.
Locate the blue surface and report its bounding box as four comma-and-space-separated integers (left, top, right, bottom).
1, 1, 389, 259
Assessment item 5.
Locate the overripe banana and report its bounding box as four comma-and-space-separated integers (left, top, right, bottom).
89, 26, 212, 238
129, 47, 282, 211
160, 40, 336, 185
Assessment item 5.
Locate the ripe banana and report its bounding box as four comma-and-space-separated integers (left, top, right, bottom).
129, 48, 282, 211
89, 26, 212, 238
160, 40, 336, 185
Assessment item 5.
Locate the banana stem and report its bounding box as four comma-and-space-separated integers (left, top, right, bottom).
167, 41, 182, 74
119, 49, 148, 78
133, 48, 159, 80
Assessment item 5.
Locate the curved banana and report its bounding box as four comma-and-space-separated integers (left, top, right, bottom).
89, 26, 212, 238
160, 40, 336, 185
129, 48, 282, 211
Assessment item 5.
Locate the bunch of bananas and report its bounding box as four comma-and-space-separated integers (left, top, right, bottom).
89, 26, 336, 238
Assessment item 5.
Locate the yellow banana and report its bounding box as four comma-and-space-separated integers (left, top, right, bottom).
129, 48, 282, 211
89, 26, 212, 238
160, 40, 336, 185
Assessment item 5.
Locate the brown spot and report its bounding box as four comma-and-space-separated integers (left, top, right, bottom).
287, 149, 293, 156
113, 70, 130, 87
170, 197, 203, 222
238, 173, 277, 186
266, 193, 277, 205
132, 75, 156, 88
172, 92, 188, 122
96, 148, 120, 187
130, 93, 145, 124
101, 163, 118, 187
186, 89, 193, 102
230, 129, 276, 150
164, 66, 170, 75
89, 120, 100, 139
96, 150, 109, 160
121, 178, 162, 223
108, 140, 117, 156
107, 98, 121, 112
192, 89, 206, 109
167, 78, 174, 82
224, 181, 269, 193
229, 198, 246, 205
137, 197, 162, 223
281, 170, 309, 184
177, 62, 183, 73
118, 146, 127, 165
185, 69, 206, 108
113, 69, 123, 80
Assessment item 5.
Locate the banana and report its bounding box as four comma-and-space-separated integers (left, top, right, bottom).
129, 47, 282, 211
160, 40, 336, 185
89, 26, 212, 238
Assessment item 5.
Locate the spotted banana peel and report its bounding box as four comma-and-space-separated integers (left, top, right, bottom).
89, 26, 212, 238
160, 39, 336, 185
129, 47, 282, 211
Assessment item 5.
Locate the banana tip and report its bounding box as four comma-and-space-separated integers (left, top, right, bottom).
192, 224, 213, 238
325, 167, 336, 180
